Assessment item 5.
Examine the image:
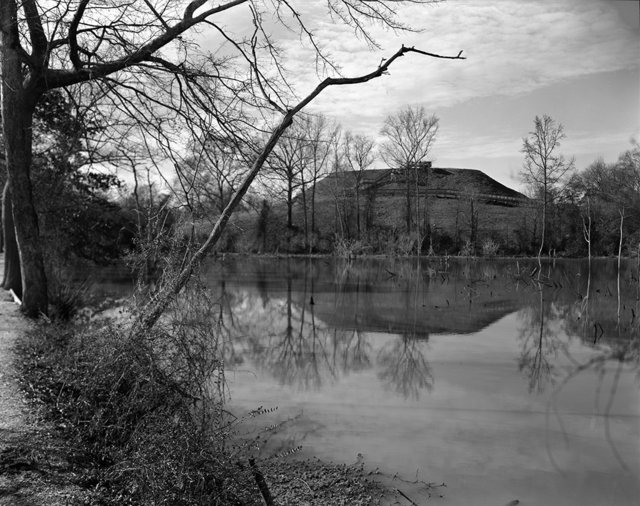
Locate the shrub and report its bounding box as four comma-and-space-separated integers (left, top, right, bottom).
459, 239, 475, 257
429, 230, 456, 255
481, 238, 499, 257
334, 237, 369, 258
382, 233, 418, 256
17, 286, 265, 505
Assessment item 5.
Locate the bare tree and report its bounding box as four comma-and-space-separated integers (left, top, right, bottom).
520, 115, 575, 259
303, 115, 340, 250
264, 120, 308, 232
177, 135, 247, 219
135, 46, 464, 335
327, 129, 351, 239
262, 114, 337, 251
342, 131, 376, 239
0, 0, 463, 319
380, 106, 439, 250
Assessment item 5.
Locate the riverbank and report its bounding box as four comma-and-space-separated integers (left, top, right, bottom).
1, 254, 401, 505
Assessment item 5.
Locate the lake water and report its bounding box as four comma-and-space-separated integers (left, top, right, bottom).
201, 256, 639, 506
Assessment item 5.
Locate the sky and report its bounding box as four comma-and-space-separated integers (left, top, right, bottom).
216, 0, 640, 191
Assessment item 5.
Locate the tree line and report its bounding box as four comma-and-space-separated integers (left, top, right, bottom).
179, 111, 640, 259
175, 105, 441, 254
520, 114, 640, 258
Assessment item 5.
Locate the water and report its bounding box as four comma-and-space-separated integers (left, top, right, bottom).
201, 256, 639, 506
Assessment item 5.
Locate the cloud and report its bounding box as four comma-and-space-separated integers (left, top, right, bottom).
192, 0, 637, 190
265, 0, 639, 136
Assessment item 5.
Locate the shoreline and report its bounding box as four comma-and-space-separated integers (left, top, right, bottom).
211, 251, 633, 261
0, 252, 399, 505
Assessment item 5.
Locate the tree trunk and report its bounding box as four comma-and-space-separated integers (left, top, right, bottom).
0, 180, 3, 254
287, 180, 293, 229
405, 171, 412, 233
1, 7, 48, 316
311, 175, 317, 242
423, 167, 431, 252
414, 165, 421, 253
617, 208, 624, 327
355, 185, 361, 240
538, 180, 547, 260
301, 181, 309, 251
1, 182, 21, 296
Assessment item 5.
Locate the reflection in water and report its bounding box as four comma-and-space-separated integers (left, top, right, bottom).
377, 335, 433, 400
517, 288, 563, 393
341, 329, 372, 373
219, 263, 434, 398
206, 257, 640, 396
196, 257, 639, 506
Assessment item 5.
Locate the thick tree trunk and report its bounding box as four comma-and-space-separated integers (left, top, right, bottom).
0, 180, 3, 253
1, 182, 21, 295
1, 6, 48, 316
538, 180, 547, 260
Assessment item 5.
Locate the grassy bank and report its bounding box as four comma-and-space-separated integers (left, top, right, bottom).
14, 308, 391, 505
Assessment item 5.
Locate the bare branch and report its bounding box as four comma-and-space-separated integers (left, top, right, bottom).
44, 0, 251, 89
132, 44, 464, 334
68, 0, 90, 69
22, 0, 48, 66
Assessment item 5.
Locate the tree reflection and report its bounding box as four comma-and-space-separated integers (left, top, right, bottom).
377, 334, 433, 400
212, 280, 246, 368
518, 288, 563, 393
340, 329, 372, 373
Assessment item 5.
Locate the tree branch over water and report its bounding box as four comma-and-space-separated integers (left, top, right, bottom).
133, 45, 465, 335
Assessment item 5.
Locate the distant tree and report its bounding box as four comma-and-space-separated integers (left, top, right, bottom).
327, 130, 352, 240
380, 106, 439, 249
265, 120, 308, 232
573, 143, 640, 255
262, 114, 338, 251
520, 115, 575, 258
342, 132, 376, 239
176, 135, 247, 219
303, 115, 340, 249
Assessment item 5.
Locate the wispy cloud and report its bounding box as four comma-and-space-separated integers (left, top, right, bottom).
270, 0, 639, 136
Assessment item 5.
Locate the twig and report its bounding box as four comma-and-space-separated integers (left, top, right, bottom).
249, 457, 275, 506
396, 487, 418, 505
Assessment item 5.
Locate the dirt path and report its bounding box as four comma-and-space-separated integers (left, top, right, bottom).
0, 252, 35, 505
0, 254, 90, 505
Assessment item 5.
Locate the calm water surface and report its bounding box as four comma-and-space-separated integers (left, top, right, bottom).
202, 257, 639, 506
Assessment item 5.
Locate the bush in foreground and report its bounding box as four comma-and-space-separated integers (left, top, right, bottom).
17, 319, 263, 505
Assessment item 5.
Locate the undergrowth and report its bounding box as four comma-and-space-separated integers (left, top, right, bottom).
16, 293, 265, 505
15, 222, 391, 505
